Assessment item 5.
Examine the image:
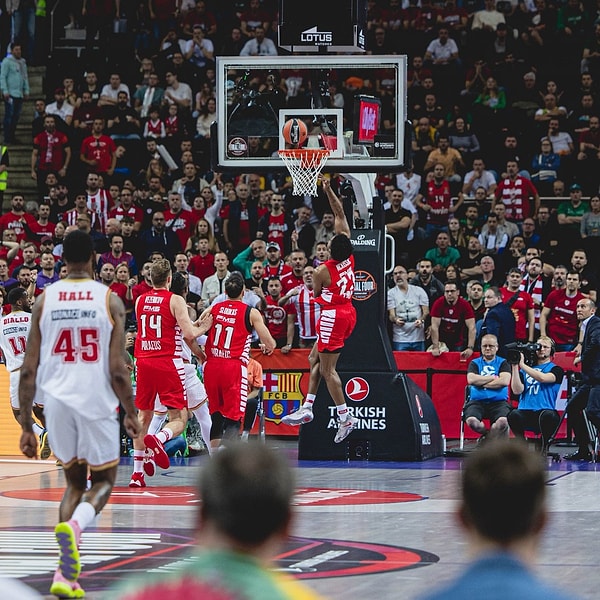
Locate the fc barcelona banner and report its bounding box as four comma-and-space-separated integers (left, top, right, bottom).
252, 351, 310, 436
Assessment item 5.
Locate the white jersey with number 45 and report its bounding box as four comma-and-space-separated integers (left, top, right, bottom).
0, 310, 32, 372
36, 278, 120, 418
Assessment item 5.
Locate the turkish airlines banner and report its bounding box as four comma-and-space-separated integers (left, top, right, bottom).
251, 350, 579, 439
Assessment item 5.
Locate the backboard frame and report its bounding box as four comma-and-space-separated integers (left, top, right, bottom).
214, 55, 407, 173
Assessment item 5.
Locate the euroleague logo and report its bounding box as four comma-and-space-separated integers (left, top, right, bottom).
227, 136, 248, 156
345, 377, 370, 401
353, 269, 377, 301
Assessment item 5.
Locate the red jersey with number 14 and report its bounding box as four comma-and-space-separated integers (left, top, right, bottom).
206, 299, 252, 364
316, 255, 355, 307
135, 289, 182, 359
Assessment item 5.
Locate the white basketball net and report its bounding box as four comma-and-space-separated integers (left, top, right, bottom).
278, 149, 330, 196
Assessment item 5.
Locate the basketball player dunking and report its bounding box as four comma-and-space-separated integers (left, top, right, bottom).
282, 178, 358, 443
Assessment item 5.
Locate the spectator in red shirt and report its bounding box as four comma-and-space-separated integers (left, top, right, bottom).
0, 194, 37, 243
80, 117, 117, 177
493, 160, 540, 223
164, 191, 194, 249
416, 163, 463, 241
500, 268, 535, 343
28, 204, 55, 247
31, 115, 71, 195
280, 249, 307, 294
540, 271, 585, 351
430, 280, 476, 357
109, 187, 143, 231
262, 276, 296, 351
188, 235, 215, 282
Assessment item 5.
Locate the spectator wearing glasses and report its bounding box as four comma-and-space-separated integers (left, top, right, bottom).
387, 265, 429, 351
463, 333, 511, 439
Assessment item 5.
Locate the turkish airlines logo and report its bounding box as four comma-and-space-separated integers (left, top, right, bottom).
345, 377, 370, 401
415, 394, 424, 418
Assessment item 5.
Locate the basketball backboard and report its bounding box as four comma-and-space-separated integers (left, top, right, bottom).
213, 55, 407, 173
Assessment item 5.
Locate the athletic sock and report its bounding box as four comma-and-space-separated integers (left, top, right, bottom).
303, 394, 316, 409
133, 450, 144, 473
156, 428, 173, 444
33, 422, 44, 436
192, 405, 212, 453
71, 502, 96, 532
336, 404, 349, 422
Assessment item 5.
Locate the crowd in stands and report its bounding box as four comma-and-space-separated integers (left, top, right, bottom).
1, 0, 600, 351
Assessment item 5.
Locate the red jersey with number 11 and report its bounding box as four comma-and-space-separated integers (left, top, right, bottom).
206, 300, 252, 363
135, 289, 182, 359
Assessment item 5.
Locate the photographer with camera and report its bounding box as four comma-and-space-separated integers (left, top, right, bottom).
507, 336, 564, 450
465, 333, 511, 439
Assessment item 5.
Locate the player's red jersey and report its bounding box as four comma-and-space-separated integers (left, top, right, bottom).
134, 289, 182, 359
205, 299, 252, 364
316, 256, 355, 307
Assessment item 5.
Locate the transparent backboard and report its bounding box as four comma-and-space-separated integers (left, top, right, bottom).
214, 55, 407, 173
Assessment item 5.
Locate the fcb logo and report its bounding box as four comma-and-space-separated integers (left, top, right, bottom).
345, 377, 370, 401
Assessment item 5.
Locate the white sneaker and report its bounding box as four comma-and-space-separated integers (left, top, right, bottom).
334, 416, 358, 443
281, 406, 314, 425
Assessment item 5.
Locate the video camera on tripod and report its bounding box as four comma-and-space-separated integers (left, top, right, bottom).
505, 342, 541, 367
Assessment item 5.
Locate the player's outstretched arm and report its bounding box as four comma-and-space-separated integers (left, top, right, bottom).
321, 177, 350, 237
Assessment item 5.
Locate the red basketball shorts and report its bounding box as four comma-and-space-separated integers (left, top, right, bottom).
203, 359, 248, 422
317, 304, 356, 353
135, 357, 187, 411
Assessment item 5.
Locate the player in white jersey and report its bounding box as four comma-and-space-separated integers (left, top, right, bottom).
0, 288, 51, 458
18, 230, 140, 599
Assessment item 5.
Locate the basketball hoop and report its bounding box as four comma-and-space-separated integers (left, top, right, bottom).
278, 149, 330, 196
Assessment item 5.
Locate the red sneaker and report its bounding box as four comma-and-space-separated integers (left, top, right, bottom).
144, 434, 170, 469
128, 472, 146, 488
143, 455, 156, 477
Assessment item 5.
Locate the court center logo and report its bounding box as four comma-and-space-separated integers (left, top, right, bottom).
345, 377, 370, 402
